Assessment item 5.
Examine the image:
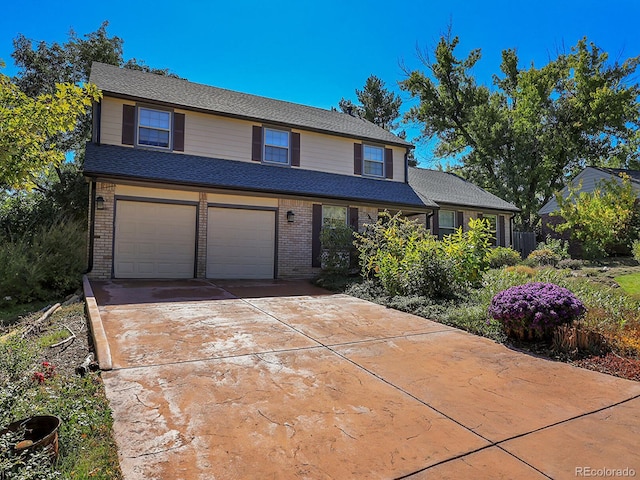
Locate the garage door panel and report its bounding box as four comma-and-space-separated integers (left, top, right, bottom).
115, 201, 197, 279
207, 207, 275, 279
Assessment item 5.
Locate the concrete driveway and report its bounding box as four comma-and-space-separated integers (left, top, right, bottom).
88, 279, 640, 480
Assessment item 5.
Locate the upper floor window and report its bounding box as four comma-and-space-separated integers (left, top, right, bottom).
264, 128, 290, 164
438, 210, 457, 239
138, 107, 171, 148
363, 145, 384, 177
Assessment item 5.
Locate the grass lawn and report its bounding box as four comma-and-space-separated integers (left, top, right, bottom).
615, 272, 640, 298
0, 302, 122, 479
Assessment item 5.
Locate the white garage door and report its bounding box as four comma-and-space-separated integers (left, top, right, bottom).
114, 200, 197, 278
207, 207, 275, 279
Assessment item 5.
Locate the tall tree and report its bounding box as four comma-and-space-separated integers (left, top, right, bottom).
339, 75, 403, 131
0, 65, 100, 189
401, 31, 640, 229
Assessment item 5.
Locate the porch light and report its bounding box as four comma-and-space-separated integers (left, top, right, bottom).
286, 210, 295, 223
96, 196, 105, 210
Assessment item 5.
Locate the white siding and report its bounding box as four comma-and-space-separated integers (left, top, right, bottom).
184, 111, 252, 161
207, 193, 277, 207
115, 185, 199, 202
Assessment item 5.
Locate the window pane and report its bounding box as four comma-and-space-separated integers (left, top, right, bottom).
139, 108, 170, 129
364, 160, 383, 176
322, 205, 347, 227
265, 129, 289, 147
364, 145, 383, 162
139, 127, 170, 147
439, 210, 456, 228
265, 146, 288, 164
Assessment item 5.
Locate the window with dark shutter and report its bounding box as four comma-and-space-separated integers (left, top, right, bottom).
349, 207, 359, 231
432, 211, 440, 237
457, 211, 464, 231
252, 126, 263, 162
173, 113, 185, 151
122, 105, 136, 145
498, 215, 506, 247
354, 143, 362, 175
385, 148, 393, 179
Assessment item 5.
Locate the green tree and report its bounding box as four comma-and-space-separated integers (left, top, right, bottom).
339, 74, 402, 131
0, 67, 100, 189
401, 30, 640, 230
551, 174, 640, 259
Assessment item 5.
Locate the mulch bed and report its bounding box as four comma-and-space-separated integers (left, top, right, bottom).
572, 353, 640, 382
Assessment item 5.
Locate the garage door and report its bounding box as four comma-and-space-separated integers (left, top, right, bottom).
114, 200, 197, 278
207, 207, 275, 279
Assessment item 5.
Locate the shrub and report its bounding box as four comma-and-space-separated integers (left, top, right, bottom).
319, 222, 354, 276
487, 247, 521, 268
536, 235, 570, 260
0, 220, 86, 305
440, 217, 493, 286
557, 258, 584, 270
354, 212, 458, 298
489, 282, 586, 341
526, 248, 560, 267
633, 239, 640, 263
504, 265, 537, 277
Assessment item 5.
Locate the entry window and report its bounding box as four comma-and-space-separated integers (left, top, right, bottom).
363, 145, 384, 177
138, 107, 171, 148
264, 128, 290, 164
322, 205, 347, 227
438, 210, 456, 239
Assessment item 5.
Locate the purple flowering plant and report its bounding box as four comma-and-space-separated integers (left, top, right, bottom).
489, 282, 586, 340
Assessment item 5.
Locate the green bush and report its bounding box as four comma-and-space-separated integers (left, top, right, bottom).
633, 239, 640, 263
536, 235, 570, 260
487, 247, 521, 268
354, 212, 458, 298
319, 222, 355, 276
0, 220, 86, 305
526, 248, 560, 267
440, 217, 493, 286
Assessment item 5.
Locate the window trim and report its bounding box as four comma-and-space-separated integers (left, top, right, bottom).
362, 144, 385, 178
263, 127, 291, 165
136, 105, 173, 150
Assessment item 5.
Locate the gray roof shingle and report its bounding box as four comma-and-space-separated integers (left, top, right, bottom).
89, 62, 411, 148
408, 167, 519, 212
84, 143, 434, 209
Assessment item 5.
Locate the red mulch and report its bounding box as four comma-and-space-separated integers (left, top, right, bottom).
572, 353, 640, 382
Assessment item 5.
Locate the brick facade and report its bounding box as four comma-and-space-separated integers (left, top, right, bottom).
90, 182, 116, 279
277, 199, 317, 278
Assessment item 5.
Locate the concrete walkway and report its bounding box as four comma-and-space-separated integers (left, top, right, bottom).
88, 279, 640, 480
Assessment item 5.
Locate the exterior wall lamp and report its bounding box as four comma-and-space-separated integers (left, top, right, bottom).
286, 210, 295, 223
96, 196, 105, 210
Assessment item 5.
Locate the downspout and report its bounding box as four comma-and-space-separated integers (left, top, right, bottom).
510, 213, 516, 249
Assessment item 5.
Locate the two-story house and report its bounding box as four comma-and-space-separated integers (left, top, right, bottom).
84, 62, 435, 280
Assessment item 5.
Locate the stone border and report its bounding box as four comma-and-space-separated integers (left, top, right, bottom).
82, 275, 112, 371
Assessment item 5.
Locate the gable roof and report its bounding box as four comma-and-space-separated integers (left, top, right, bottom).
408, 167, 519, 212
538, 166, 640, 215
84, 143, 434, 209
89, 62, 411, 148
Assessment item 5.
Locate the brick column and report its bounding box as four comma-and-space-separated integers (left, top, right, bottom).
196, 192, 208, 278
89, 182, 116, 279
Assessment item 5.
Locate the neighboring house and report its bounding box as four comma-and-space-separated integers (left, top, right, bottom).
539, 166, 640, 239
408, 168, 519, 247
84, 62, 436, 280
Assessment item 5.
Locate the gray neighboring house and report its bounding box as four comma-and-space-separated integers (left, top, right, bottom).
408, 167, 520, 247
539, 166, 640, 239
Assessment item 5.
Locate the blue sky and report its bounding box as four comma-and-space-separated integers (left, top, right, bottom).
2, 0, 639, 165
